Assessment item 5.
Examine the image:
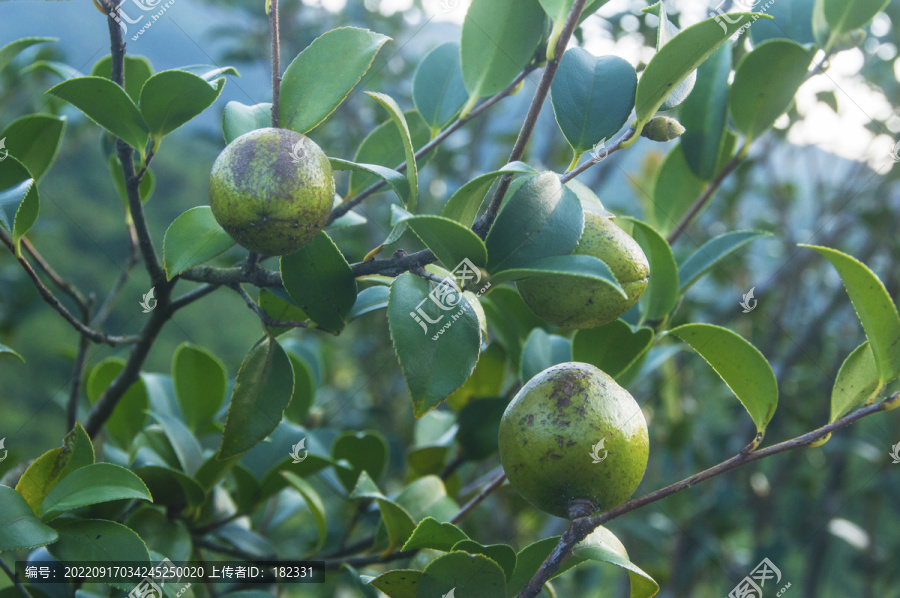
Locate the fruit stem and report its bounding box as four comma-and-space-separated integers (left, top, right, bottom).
270, 0, 281, 127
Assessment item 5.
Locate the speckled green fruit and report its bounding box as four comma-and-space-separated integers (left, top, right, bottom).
498, 362, 649, 519
516, 212, 649, 329
209, 127, 334, 256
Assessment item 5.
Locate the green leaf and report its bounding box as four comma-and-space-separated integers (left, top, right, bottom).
125, 508, 192, 562
447, 342, 507, 409
284, 351, 315, 421
539, 0, 612, 45
679, 44, 731, 181
830, 341, 881, 423
507, 537, 561, 596
370, 570, 422, 598
46, 76, 149, 153
222, 101, 273, 144
365, 92, 419, 212
651, 143, 707, 235
347, 286, 391, 321
15, 423, 94, 514
281, 471, 327, 556
0, 156, 39, 252
413, 42, 468, 132
802, 245, 900, 383
679, 231, 771, 293
108, 154, 155, 206
486, 172, 584, 272
0, 343, 23, 361
48, 520, 150, 589
520, 328, 571, 383
452, 540, 517, 582
139, 70, 226, 140
179, 64, 239, 82
401, 517, 469, 552
750, 0, 817, 45
630, 12, 758, 139
279, 27, 391, 134
492, 254, 626, 292
823, 0, 890, 35
40, 463, 152, 521
441, 162, 535, 227
622, 218, 678, 321
393, 209, 488, 270
133, 466, 205, 511
480, 287, 546, 369
460, 0, 546, 115
87, 358, 148, 446
331, 157, 409, 206
0, 486, 58, 553
419, 551, 507, 597
643, 1, 696, 111
172, 343, 227, 434
90, 55, 153, 104
669, 323, 778, 434
729, 40, 812, 142
551, 49, 636, 156
147, 412, 203, 476
573, 526, 660, 598
349, 472, 416, 550
456, 397, 508, 461
22, 60, 83, 81
0, 37, 55, 75
331, 430, 389, 491
388, 273, 481, 417
163, 206, 235, 278
280, 232, 358, 332
0, 114, 66, 179
573, 320, 654, 380
219, 336, 295, 459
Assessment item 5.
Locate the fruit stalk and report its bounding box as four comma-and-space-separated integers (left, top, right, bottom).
270, 0, 281, 128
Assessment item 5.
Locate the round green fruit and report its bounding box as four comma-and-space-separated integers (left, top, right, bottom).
498, 362, 649, 519
209, 127, 334, 256
516, 211, 649, 329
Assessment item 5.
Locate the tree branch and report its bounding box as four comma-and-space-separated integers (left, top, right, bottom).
21, 238, 87, 308
450, 471, 506, 525
559, 130, 634, 184
168, 283, 221, 312
667, 150, 745, 244
517, 393, 900, 598
67, 296, 94, 431
229, 284, 309, 329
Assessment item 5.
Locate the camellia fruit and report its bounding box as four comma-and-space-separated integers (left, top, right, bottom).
209, 127, 334, 256
498, 362, 649, 519
516, 211, 649, 329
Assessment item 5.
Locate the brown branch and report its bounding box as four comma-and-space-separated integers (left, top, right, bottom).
559, 130, 634, 184
168, 283, 221, 312
450, 471, 506, 525
92, 224, 139, 328
270, 0, 281, 128
67, 296, 94, 431
474, 0, 587, 238
667, 151, 745, 244
517, 393, 900, 598
21, 238, 87, 308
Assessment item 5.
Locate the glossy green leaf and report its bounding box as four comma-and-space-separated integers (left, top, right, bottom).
480, 287, 546, 369
40, 463, 152, 521
0, 156, 39, 252
493, 254, 626, 292
730, 40, 811, 142
452, 540, 516, 582
573, 320, 654, 379
0, 486, 58, 553
670, 323, 778, 434
347, 286, 391, 321
447, 342, 507, 410
419, 551, 507, 597
573, 526, 660, 598
139, 70, 226, 139
0, 343, 23, 361
369, 570, 421, 598
279, 27, 391, 134
539, 0, 611, 57
393, 209, 488, 270
441, 162, 534, 227
651, 143, 707, 235
219, 336, 295, 459
643, 2, 696, 111
551, 49, 636, 155
48, 520, 150, 589
47, 77, 149, 153
679, 230, 771, 293
486, 172, 584, 272
23, 60, 82, 82
147, 412, 203, 476
90, 55, 153, 104
402, 517, 469, 552
631, 12, 758, 138
0, 114, 66, 179
15, 423, 94, 514
349, 472, 416, 550
87, 358, 148, 446
163, 206, 235, 279
520, 329, 571, 383
750, 0, 817, 45
414, 42, 468, 132
134, 466, 205, 511
823, 0, 890, 35
508, 537, 561, 596
281, 232, 357, 332
258, 287, 308, 336
365, 92, 419, 212
222, 101, 272, 144
125, 508, 192, 562
180, 64, 239, 82
348, 110, 432, 198
830, 341, 881, 423
332, 430, 389, 491
456, 397, 508, 461
331, 157, 409, 206
388, 273, 481, 417
622, 218, 678, 321
802, 245, 900, 383
108, 154, 155, 206
284, 351, 315, 422
0, 37, 55, 75
460, 0, 546, 115
679, 44, 731, 181
281, 471, 327, 556
172, 343, 227, 433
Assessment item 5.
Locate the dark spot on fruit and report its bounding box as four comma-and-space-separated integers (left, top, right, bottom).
549, 454, 562, 460
556, 435, 564, 448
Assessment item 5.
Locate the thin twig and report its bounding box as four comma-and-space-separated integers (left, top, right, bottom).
667, 151, 745, 244
229, 284, 309, 329
559, 130, 634, 184
21, 238, 87, 308
92, 225, 139, 328
67, 296, 94, 431
270, 0, 280, 128
450, 471, 506, 525
517, 393, 900, 597
0, 558, 29, 598
168, 283, 221, 312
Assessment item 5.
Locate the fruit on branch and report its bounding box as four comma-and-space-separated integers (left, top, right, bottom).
640, 116, 685, 142
516, 211, 649, 329
209, 127, 334, 256
498, 362, 649, 519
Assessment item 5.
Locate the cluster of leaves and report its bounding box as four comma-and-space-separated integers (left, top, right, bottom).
1, 0, 898, 596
